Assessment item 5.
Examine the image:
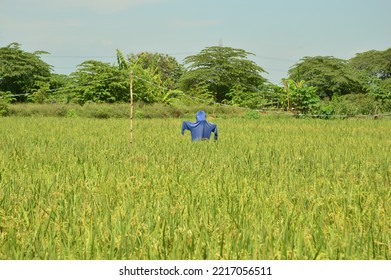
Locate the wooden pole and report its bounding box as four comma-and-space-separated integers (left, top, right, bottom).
130, 70, 134, 145
283, 79, 290, 112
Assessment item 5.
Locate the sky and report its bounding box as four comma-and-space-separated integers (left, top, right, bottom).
1, 0, 391, 84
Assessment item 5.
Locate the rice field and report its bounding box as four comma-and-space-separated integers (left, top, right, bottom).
0, 116, 390, 259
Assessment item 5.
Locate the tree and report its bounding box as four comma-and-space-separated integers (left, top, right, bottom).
179, 46, 267, 102
128, 52, 184, 90
69, 51, 173, 105
47, 74, 74, 103
0, 42, 52, 102
349, 48, 391, 111
288, 56, 365, 99
69, 60, 129, 104
130, 63, 167, 103
349, 48, 391, 80
114, 50, 184, 103
24, 74, 73, 104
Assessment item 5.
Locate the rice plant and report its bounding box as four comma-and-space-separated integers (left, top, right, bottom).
0, 116, 390, 259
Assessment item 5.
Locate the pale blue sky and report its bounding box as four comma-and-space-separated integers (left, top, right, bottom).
2, 0, 390, 84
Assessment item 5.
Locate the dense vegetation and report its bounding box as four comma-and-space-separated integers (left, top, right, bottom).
0, 117, 389, 259
1, 42, 390, 117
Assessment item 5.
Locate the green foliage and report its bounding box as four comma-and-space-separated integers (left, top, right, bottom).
244, 110, 260, 119
129, 52, 184, 90
378, 79, 391, 111
161, 90, 185, 105
282, 79, 320, 114
116, 50, 185, 104
47, 74, 74, 103
320, 94, 382, 116
349, 49, 391, 112
318, 103, 335, 118
180, 46, 267, 102
27, 81, 51, 103
69, 60, 129, 104
365, 77, 391, 111
0, 102, 9, 116
349, 48, 391, 80
0, 42, 52, 102
227, 83, 284, 109
116, 49, 129, 71
1, 41, 390, 117
288, 56, 365, 99
66, 109, 78, 118
0, 91, 16, 103
131, 64, 166, 103
185, 81, 215, 104
228, 84, 257, 108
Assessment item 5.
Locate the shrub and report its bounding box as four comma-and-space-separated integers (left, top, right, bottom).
0, 102, 9, 116
331, 94, 379, 115
244, 110, 260, 119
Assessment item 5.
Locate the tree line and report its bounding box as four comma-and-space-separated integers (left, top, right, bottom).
1, 42, 390, 116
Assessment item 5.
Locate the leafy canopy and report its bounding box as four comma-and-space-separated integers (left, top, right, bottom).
349, 48, 391, 109
128, 52, 184, 90
288, 56, 365, 99
70, 60, 129, 104
180, 46, 267, 102
126, 52, 180, 103
349, 48, 391, 80
0, 43, 52, 102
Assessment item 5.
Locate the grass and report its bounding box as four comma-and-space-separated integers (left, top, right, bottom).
0, 116, 390, 259
5, 103, 247, 119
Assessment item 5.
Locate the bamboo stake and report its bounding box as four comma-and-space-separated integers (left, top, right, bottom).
130, 70, 133, 145
283, 79, 291, 112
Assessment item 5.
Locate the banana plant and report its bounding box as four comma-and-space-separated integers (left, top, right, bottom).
282, 79, 319, 114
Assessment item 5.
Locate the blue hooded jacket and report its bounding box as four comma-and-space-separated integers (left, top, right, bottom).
181, 111, 218, 141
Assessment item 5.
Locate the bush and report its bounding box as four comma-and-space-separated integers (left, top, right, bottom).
0, 102, 9, 116
330, 94, 379, 115
244, 110, 260, 119
319, 103, 335, 118
66, 109, 78, 118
